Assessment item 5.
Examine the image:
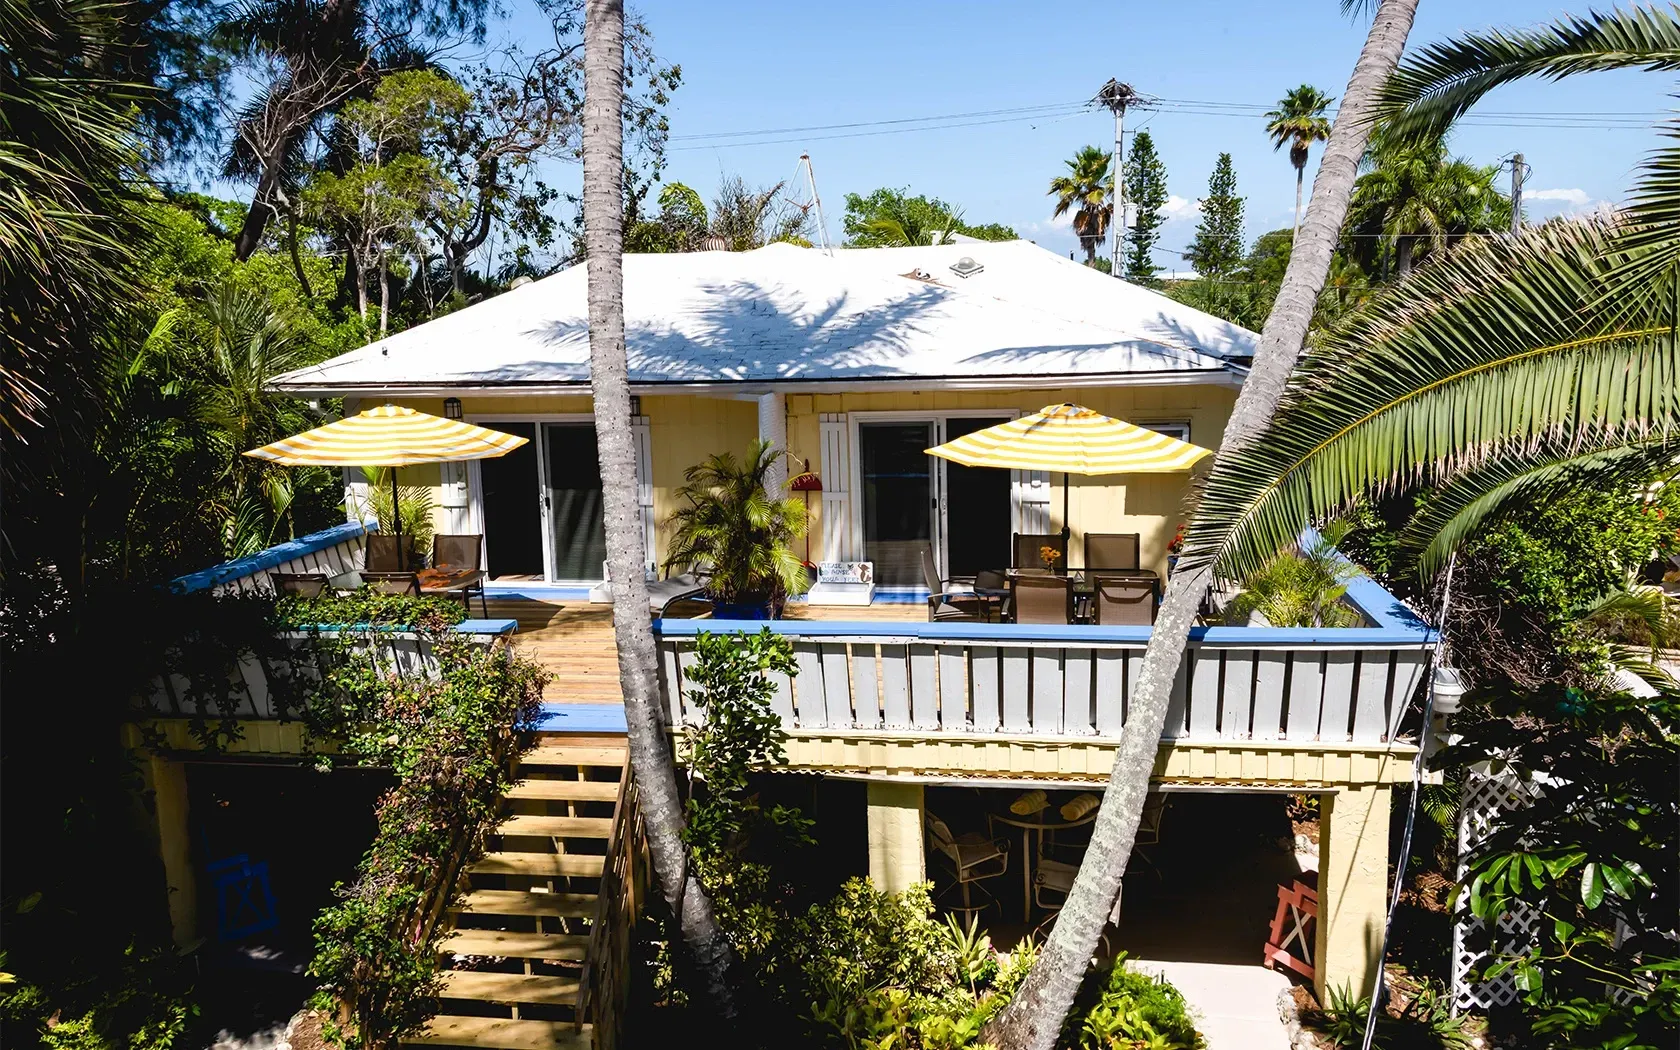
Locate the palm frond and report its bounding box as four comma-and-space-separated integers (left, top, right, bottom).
1377, 7, 1680, 144
1181, 216, 1679, 583
1393, 438, 1680, 579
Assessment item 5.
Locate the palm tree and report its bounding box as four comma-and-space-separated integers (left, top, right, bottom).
979, 2, 1423, 1046
580, 0, 739, 1016
1049, 145, 1114, 265
663, 441, 808, 608
1347, 136, 1507, 275
1265, 84, 1334, 235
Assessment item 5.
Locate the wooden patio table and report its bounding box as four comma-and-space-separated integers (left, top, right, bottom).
989, 806, 1099, 921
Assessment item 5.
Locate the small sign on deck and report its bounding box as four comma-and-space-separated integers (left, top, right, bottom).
808, 561, 875, 605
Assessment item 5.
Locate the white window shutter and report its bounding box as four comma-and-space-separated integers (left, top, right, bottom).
632, 415, 656, 578
819, 413, 851, 561
1013, 468, 1051, 534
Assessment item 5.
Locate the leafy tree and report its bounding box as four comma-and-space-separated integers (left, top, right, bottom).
627, 180, 709, 252
1265, 84, 1334, 234
1048, 145, 1113, 265
1184, 152, 1244, 280
1347, 135, 1508, 275
709, 174, 810, 251
841, 187, 1015, 247
1121, 130, 1167, 285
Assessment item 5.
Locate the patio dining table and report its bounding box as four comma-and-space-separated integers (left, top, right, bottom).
1001, 567, 1159, 623
989, 805, 1099, 921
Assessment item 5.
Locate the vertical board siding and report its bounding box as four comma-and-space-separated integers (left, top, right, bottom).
793, 641, 826, 728
1031, 647, 1063, 734
1187, 649, 1220, 738
1286, 653, 1325, 740
1063, 649, 1094, 735
1094, 650, 1125, 735
1220, 650, 1255, 739
1352, 653, 1391, 742
880, 644, 910, 728
850, 644, 881, 729
1252, 652, 1287, 740
1001, 649, 1030, 731
938, 648, 968, 730
1320, 651, 1356, 740
820, 642, 853, 729
1388, 652, 1429, 740
819, 414, 851, 561
970, 647, 1000, 732
909, 643, 938, 728
1161, 654, 1190, 739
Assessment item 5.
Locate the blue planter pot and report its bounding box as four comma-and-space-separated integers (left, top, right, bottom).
712, 600, 773, 620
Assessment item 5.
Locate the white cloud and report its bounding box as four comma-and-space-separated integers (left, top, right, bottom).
1526, 187, 1591, 205
1162, 194, 1198, 218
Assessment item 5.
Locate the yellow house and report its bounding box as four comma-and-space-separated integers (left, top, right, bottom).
248, 239, 1437, 1008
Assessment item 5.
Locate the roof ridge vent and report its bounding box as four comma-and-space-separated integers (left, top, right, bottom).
950, 256, 983, 279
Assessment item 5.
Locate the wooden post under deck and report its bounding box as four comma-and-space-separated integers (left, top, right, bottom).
866, 780, 926, 893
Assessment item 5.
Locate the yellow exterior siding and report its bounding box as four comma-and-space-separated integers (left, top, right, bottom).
379, 384, 1234, 576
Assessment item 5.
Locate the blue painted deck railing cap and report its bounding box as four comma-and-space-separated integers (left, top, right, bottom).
171, 521, 376, 594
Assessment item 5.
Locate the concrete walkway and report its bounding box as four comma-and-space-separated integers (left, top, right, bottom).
1129, 960, 1295, 1050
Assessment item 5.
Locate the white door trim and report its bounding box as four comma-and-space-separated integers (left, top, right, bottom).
467, 413, 596, 582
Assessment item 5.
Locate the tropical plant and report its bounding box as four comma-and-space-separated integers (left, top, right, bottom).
1318, 980, 1471, 1049
981, 2, 1424, 1045
355, 465, 436, 554
664, 441, 809, 606
1347, 136, 1508, 276
709, 174, 810, 250
1060, 958, 1204, 1050
1225, 526, 1362, 628
842, 187, 1016, 247
1122, 131, 1168, 285
1049, 145, 1114, 265
580, 0, 740, 1016
1266, 84, 1335, 235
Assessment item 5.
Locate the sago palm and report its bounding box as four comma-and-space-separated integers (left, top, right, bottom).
1265, 84, 1335, 235
1049, 145, 1114, 265
663, 441, 808, 604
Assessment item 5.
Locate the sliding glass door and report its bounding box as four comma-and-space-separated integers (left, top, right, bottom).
542, 423, 608, 581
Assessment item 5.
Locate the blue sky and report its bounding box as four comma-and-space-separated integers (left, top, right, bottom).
491, 1, 1671, 263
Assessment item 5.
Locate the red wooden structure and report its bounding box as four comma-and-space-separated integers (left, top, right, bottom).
1263, 879, 1318, 980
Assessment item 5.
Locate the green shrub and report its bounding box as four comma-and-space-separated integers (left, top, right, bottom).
1319, 981, 1471, 1050
0, 945, 197, 1050
276, 588, 466, 630
1059, 957, 1204, 1050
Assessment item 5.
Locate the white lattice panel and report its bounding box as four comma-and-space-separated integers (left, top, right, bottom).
1452, 771, 1543, 1012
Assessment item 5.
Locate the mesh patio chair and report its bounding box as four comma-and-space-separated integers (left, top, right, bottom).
364, 533, 403, 573
922, 548, 989, 622
431, 534, 489, 616
1010, 574, 1073, 624
1084, 532, 1141, 573
362, 572, 420, 596
270, 572, 328, 598
927, 813, 1010, 922
1090, 573, 1159, 626
1013, 532, 1067, 572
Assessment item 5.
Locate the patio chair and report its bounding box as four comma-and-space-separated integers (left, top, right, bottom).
1090, 574, 1159, 626
430, 534, 489, 617
1084, 532, 1141, 573
922, 548, 989, 623
1010, 574, 1073, 624
364, 533, 404, 573
1131, 792, 1171, 878
1012, 532, 1066, 573
927, 813, 1010, 922
362, 572, 420, 596
270, 572, 328, 598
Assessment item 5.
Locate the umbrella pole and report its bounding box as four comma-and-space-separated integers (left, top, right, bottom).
1062, 471, 1071, 560
390, 467, 404, 570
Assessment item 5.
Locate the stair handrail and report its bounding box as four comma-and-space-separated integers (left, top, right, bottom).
578, 755, 645, 1050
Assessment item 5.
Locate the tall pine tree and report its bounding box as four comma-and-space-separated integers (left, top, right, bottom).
1123, 131, 1168, 285
1186, 152, 1245, 280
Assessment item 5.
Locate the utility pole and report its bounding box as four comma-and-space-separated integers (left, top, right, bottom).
1097, 79, 1141, 278
1509, 152, 1525, 235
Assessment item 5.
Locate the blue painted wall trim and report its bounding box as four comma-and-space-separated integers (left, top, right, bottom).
535, 703, 627, 733
284, 619, 517, 636
172, 521, 375, 594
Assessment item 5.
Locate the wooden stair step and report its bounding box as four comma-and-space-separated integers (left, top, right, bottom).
505, 779, 619, 802
456, 889, 597, 918
520, 746, 625, 769
496, 815, 613, 839
439, 970, 581, 1005
442, 930, 589, 962
405, 1016, 591, 1050
471, 851, 604, 878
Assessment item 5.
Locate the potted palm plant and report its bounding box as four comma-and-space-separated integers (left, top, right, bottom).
664, 441, 809, 619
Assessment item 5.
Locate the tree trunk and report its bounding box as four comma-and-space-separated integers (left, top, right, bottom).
379, 256, 390, 336
1294, 164, 1305, 237
581, 0, 739, 1020
978, 3, 1420, 1047
1397, 235, 1414, 276
287, 210, 314, 300
235, 163, 285, 260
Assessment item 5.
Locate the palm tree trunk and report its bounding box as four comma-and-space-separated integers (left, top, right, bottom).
1397, 235, 1415, 276
581, 0, 739, 1019
1294, 164, 1305, 237
978, 3, 1420, 1047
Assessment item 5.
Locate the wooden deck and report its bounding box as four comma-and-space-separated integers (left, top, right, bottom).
486, 597, 922, 705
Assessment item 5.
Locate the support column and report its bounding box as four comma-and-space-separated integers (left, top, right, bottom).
148, 753, 198, 946
757, 391, 788, 496
866, 780, 925, 893
1315, 784, 1391, 1002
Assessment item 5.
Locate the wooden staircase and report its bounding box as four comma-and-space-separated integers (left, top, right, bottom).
406, 735, 635, 1050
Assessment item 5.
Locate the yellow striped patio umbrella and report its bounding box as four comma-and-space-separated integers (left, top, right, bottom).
925, 403, 1211, 538
245, 405, 528, 565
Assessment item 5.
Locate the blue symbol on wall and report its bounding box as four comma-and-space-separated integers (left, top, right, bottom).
207, 854, 278, 941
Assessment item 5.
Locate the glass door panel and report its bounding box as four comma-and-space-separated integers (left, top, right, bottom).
477, 422, 542, 578
860, 422, 936, 588
542, 423, 607, 581
942, 416, 1012, 578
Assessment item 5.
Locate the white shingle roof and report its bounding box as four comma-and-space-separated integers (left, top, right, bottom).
272, 240, 1252, 396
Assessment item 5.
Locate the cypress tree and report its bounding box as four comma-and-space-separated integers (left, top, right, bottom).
1186, 152, 1245, 280
1123, 131, 1168, 285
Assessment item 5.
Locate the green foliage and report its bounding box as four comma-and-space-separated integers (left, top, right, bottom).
354, 466, 438, 552
708, 174, 811, 251
681, 629, 810, 856
1319, 981, 1470, 1050
1265, 84, 1334, 176
627, 181, 710, 252
0, 945, 198, 1050
1185, 153, 1244, 280
841, 187, 1016, 248
1347, 136, 1508, 276
663, 440, 809, 604
1057, 957, 1204, 1050
1122, 131, 1168, 285
1049, 146, 1114, 265
1225, 522, 1362, 628
276, 587, 467, 630
1434, 681, 1679, 1048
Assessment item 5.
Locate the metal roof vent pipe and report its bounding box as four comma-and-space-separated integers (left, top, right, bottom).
702, 235, 731, 251
949, 256, 983, 279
